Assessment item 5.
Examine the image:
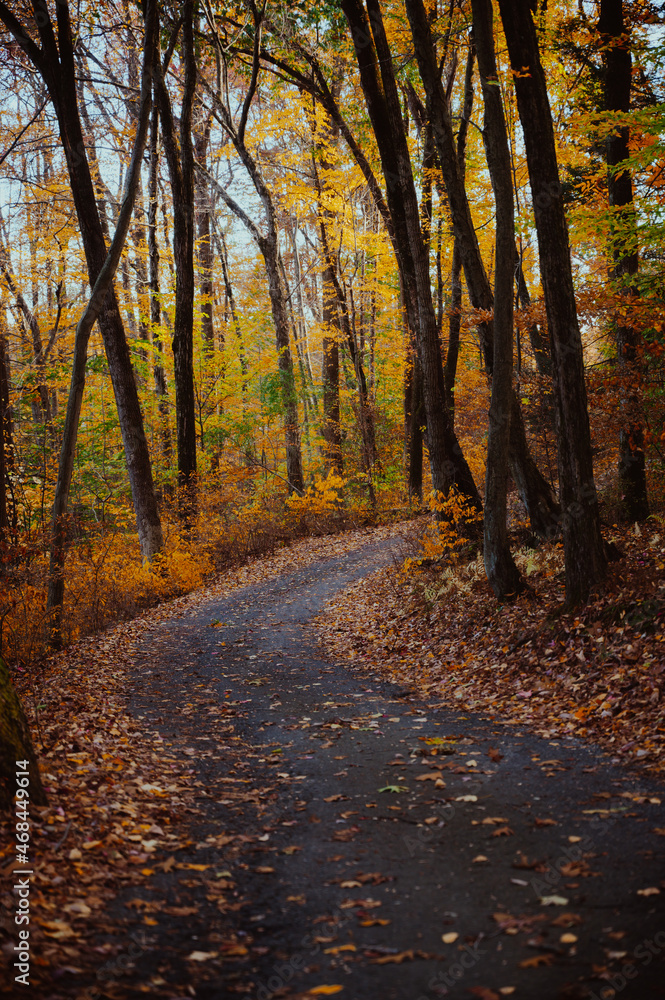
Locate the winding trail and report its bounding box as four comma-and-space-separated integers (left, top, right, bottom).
113, 536, 665, 999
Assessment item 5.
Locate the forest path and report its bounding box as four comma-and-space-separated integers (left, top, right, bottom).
116, 535, 665, 1000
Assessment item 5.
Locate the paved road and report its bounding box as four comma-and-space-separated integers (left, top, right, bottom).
111, 537, 665, 999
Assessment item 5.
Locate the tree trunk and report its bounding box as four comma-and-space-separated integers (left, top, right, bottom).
156, 1, 198, 518
341, 0, 482, 513
515, 243, 552, 375
472, 0, 522, 599
445, 40, 475, 417
0, 655, 47, 812
212, 220, 247, 395
259, 234, 305, 493
405, 0, 559, 537
499, 0, 607, 605
321, 259, 343, 476
147, 100, 172, 463
194, 112, 215, 358
598, 0, 648, 522
405, 343, 424, 500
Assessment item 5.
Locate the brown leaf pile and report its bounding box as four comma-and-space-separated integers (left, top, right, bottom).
316, 520, 665, 770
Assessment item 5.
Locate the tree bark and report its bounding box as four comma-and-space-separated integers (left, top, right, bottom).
341, 0, 481, 513
598, 0, 648, 522
472, 0, 523, 599
0, 655, 47, 811
499, 0, 607, 605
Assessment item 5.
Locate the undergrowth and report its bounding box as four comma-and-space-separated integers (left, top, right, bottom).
0, 469, 415, 668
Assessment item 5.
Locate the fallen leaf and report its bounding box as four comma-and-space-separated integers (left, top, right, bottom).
378, 785, 408, 793
63, 901, 91, 918
560, 933, 578, 944
324, 944, 357, 955
488, 748, 504, 762
468, 989, 500, 1000
519, 954, 554, 968
187, 951, 219, 962
539, 895, 569, 906
40, 921, 75, 940
491, 826, 514, 837
370, 950, 415, 965
455, 795, 478, 802
358, 918, 390, 927
550, 913, 583, 928
441, 932, 459, 944
415, 772, 443, 782
306, 987, 344, 996
637, 887, 660, 896
472, 855, 489, 863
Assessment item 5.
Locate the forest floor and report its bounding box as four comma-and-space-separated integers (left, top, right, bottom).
1, 518, 665, 1000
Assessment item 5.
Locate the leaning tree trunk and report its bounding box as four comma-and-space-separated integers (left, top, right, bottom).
42, 0, 161, 641
472, 0, 523, 599
0, 1, 164, 578
498, 0, 607, 605
0, 655, 47, 812
599, 0, 648, 522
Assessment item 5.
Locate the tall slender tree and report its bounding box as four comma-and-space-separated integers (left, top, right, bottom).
156, 2, 198, 517
598, 0, 649, 521
471, 0, 522, 598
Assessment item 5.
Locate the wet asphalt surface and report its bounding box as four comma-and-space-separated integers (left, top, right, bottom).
109, 537, 665, 999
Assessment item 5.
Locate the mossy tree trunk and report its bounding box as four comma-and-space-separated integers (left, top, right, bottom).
0, 656, 47, 812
